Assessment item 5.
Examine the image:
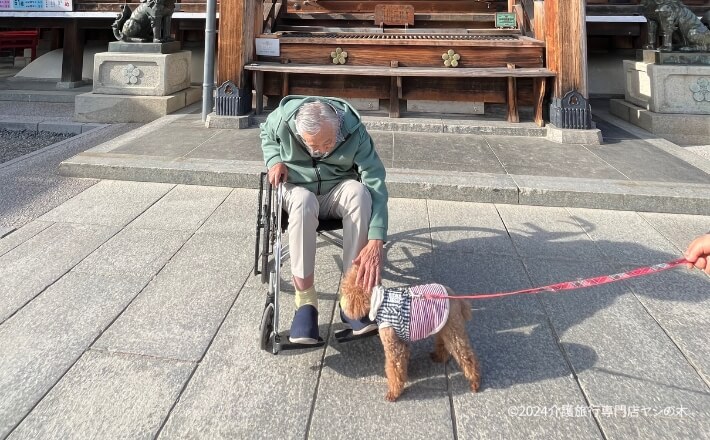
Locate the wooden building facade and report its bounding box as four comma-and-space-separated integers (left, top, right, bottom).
1, 0, 709, 122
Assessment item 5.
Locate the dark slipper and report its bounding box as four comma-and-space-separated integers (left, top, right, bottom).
289, 305, 320, 345
340, 309, 378, 336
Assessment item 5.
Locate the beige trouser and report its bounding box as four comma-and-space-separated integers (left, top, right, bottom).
282, 180, 371, 279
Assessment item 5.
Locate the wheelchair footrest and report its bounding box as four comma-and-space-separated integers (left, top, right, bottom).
273, 334, 326, 353
334, 328, 379, 343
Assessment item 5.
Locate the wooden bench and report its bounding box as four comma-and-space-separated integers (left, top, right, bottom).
0, 30, 39, 60
245, 62, 556, 126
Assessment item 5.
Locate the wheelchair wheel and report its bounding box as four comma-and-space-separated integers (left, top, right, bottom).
259, 302, 274, 351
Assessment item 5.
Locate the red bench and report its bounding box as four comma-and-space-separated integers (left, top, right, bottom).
0, 30, 39, 60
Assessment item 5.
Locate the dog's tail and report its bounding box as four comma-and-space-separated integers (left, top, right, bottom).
459, 299, 472, 321
445, 286, 472, 321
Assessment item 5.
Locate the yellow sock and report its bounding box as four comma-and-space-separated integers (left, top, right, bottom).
295, 286, 318, 309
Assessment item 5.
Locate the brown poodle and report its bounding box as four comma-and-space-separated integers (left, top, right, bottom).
340, 265, 481, 401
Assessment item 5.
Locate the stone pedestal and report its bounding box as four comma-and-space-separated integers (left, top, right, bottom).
624, 60, 710, 114
92, 51, 191, 96
615, 54, 710, 144
75, 44, 198, 123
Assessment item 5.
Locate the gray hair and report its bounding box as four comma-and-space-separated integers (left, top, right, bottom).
295, 101, 345, 142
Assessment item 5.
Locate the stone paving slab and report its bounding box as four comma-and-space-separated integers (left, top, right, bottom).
524, 258, 710, 439
72, 227, 192, 278
392, 132, 506, 174
624, 268, 710, 386
93, 232, 253, 361
567, 208, 681, 265
127, 185, 231, 232
386, 198, 431, 248
639, 212, 710, 253
433, 253, 603, 439
195, 188, 256, 238
586, 139, 710, 184
495, 204, 606, 261
0, 220, 51, 257
157, 246, 341, 439
38, 180, 175, 227
427, 200, 517, 256
0, 271, 148, 438
0, 222, 118, 323
7, 350, 194, 440
488, 136, 627, 180
114, 126, 222, 157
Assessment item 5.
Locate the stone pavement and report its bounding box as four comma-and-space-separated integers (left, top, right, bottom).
1, 179, 709, 439
58, 105, 710, 215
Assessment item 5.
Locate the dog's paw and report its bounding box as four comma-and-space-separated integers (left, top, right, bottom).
429, 351, 449, 363
385, 391, 400, 402
470, 378, 481, 393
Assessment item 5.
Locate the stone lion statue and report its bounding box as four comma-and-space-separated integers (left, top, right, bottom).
642, 0, 710, 52
111, 0, 176, 43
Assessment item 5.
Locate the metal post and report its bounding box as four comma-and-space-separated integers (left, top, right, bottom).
202, 0, 217, 122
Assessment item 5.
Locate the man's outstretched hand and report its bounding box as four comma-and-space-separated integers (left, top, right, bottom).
268, 163, 288, 186
353, 239, 383, 293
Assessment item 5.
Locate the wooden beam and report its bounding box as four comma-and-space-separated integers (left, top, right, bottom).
218, 0, 257, 88
545, 0, 588, 99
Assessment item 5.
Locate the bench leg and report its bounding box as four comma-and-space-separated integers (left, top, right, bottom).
389, 76, 401, 118
507, 75, 519, 123
254, 71, 264, 115
533, 77, 546, 127
281, 72, 289, 97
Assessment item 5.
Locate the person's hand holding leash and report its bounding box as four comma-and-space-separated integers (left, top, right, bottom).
268, 163, 288, 186
685, 233, 710, 275
353, 239, 383, 293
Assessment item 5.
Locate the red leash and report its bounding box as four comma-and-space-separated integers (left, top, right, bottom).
423, 258, 690, 300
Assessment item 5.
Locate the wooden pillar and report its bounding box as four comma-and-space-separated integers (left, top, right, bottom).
544, 0, 592, 129
544, 0, 588, 99
60, 20, 84, 85
218, 0, 256, 88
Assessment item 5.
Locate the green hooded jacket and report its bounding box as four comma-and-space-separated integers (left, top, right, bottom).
260, 95, 388, 240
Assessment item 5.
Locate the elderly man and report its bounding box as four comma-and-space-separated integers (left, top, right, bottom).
260, 95, 389, 345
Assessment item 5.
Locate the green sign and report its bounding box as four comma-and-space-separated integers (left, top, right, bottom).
495, 12, 517, 29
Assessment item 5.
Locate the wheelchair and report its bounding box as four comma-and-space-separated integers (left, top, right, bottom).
254, 172, 367, 354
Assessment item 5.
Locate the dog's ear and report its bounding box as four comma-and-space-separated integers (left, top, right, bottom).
340, 265, 370, 319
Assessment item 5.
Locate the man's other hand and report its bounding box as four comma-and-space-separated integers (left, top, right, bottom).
268, 163, 288, 186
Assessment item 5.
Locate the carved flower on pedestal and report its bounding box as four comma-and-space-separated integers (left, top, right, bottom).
690, 77, 710, 102
122, 64, 142, 85
331, 48, 348, 65
442, 49, 460, 68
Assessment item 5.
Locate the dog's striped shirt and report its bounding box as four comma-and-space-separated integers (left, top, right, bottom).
370, 284, 450, 342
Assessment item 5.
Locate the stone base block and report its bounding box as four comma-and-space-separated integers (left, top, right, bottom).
546, 123, 603, 145
74, 86, 201, 123
205, 112, 252, 129
57, 80, 90, 89
610, 99, 710, 145
92, 50, 191, 96
623, 60, 710, 114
